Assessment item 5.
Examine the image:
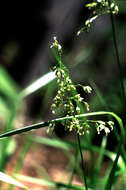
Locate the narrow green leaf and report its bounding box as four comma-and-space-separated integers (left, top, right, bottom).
0, 121, 49, 138
0, 66, 19, 101
93, 136, 107, 189
31, 135, 125, 172
30, 136, 73, 150
0, 172, 29, 190
16, 174, 93, 190
89, 80, 109, 111
20, 71, 56, 98
0, 111, 124, 140
5, 138, 17, 156
104, 143, 122, 190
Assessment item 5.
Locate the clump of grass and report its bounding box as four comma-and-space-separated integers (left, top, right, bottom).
0, 39, 125, 189
0, 0, 126, 190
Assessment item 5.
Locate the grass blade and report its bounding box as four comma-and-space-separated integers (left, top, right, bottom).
16, 174, 93, 190
30, 136, 73, 150
104, 142, 122, 190
0, 172, 29, 190
0, 111, 124, 140
0, 121, 49, 138
8, 136, 31, 190
92, 136, 107, 189
20, 71, 56, 99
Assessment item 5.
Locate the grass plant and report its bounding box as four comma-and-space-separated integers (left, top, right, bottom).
0, 0, 126, 189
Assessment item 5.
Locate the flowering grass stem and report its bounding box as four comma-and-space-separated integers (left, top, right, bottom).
0, 111, 124, 139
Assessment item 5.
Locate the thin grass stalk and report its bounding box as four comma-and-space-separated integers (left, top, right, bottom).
67, 147, 79, 190
108, 1, 126, 167
77, 134, 88, 190
89, 80, 126, 164
93, 136, 107, 189
109, 0, 126, 104
104, 139, 122, 190
8, 136, 31, 190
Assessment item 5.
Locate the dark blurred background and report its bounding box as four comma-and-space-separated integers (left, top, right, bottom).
0, 0, 85, 86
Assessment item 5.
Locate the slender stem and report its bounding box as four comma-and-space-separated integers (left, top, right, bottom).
108, 4, 126, 164
67, 148, 79, 190
77, 134, 88, 190
104, 139, 122, 190
67, 168, 75, 190
109, 1, 126, 104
